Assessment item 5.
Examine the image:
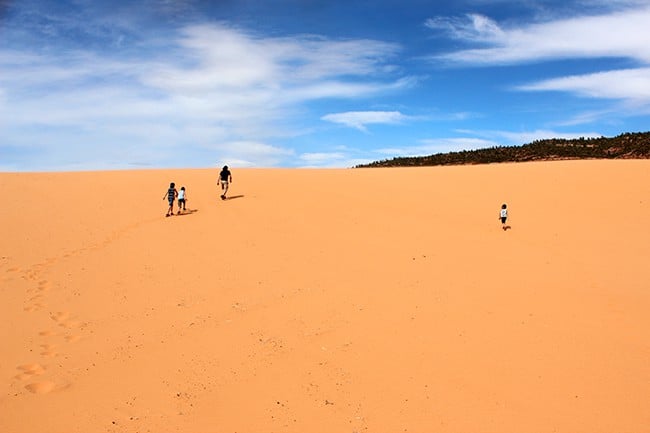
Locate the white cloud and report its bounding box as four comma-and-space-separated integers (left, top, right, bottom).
144, 24, 401, 94
299, 152, 346, 163
507, 129, 602, 143
426, 6, 650, 122
212, 141, 294, 168
374, 129, 604, 159
376, 138, 500, 157
554, 108, 625, 126
321, 111, 411, 132
455, 129, 604, 145
0, 21, 406, 169
517, 68, 650, 101
429, 7, 650, 65
425, 13, 504, 42
296, 152, 350, 168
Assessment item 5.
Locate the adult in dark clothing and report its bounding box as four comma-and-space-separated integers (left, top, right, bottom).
218, 165, 232, 200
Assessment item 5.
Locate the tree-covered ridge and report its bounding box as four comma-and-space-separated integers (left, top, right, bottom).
356, 132, 650, 168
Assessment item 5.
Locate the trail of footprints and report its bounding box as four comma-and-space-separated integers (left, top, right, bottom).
3, 227, 143, 396
4, 258, 87, 395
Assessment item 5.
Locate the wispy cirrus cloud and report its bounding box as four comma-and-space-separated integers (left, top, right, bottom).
0, 15, 407, 169
373, 128, 604, 159
321, 110, 412, 132
425, 13, 504, 43
147, 24, 402, 93
426, 7, 650, 65
376, 137, 500, 157
213, 141, 295, 168
298, 152, 348, 168
456, 129, 603, 145
516, 68, 650, 101
426, 4, 650, 124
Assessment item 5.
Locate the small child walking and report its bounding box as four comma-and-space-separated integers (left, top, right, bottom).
500, 203, 509, 230
177, 186, 187, 214
163, 182, 178, 217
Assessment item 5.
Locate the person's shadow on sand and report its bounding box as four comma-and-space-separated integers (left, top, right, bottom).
175, 209, 199, 216
502, 225, 512, 231
224, 195, 244, 201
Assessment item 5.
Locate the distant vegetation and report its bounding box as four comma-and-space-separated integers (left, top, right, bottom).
355, 132, 650, 168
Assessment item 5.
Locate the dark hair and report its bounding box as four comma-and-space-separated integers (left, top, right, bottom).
222, 165, 228, 170
170, 182, 175, 188
181, 186, 185, 190
501, 203, 507, 209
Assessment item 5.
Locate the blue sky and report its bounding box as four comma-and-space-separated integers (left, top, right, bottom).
1, 0, 649, 170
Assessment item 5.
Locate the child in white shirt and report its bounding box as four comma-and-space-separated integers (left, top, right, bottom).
500, 203, 508, 230
177, 186, 187, 214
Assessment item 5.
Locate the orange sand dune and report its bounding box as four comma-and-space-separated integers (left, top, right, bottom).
1, 161, 649, 433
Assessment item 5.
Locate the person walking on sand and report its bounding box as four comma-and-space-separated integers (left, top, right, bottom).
218, 165, 232, 200
500, 203, 509, 230
163, 182, 178, 217
177, 186, 187, 214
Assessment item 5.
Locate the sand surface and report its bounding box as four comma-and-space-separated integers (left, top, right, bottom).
1, 161, 649, 433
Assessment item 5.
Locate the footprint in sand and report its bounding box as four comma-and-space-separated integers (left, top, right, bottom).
39, 330, 57, 337
50, 311, 70, 323
64, 334, 82, 343
24, 303, 44, 312
25, 381, 56, 394
59, 320, 82, 329
50, 312, 84, 329
40, 344, 58, 358
15, 363, 46, 380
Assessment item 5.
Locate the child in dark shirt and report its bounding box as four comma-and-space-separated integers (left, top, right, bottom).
163, 182, 178, 217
